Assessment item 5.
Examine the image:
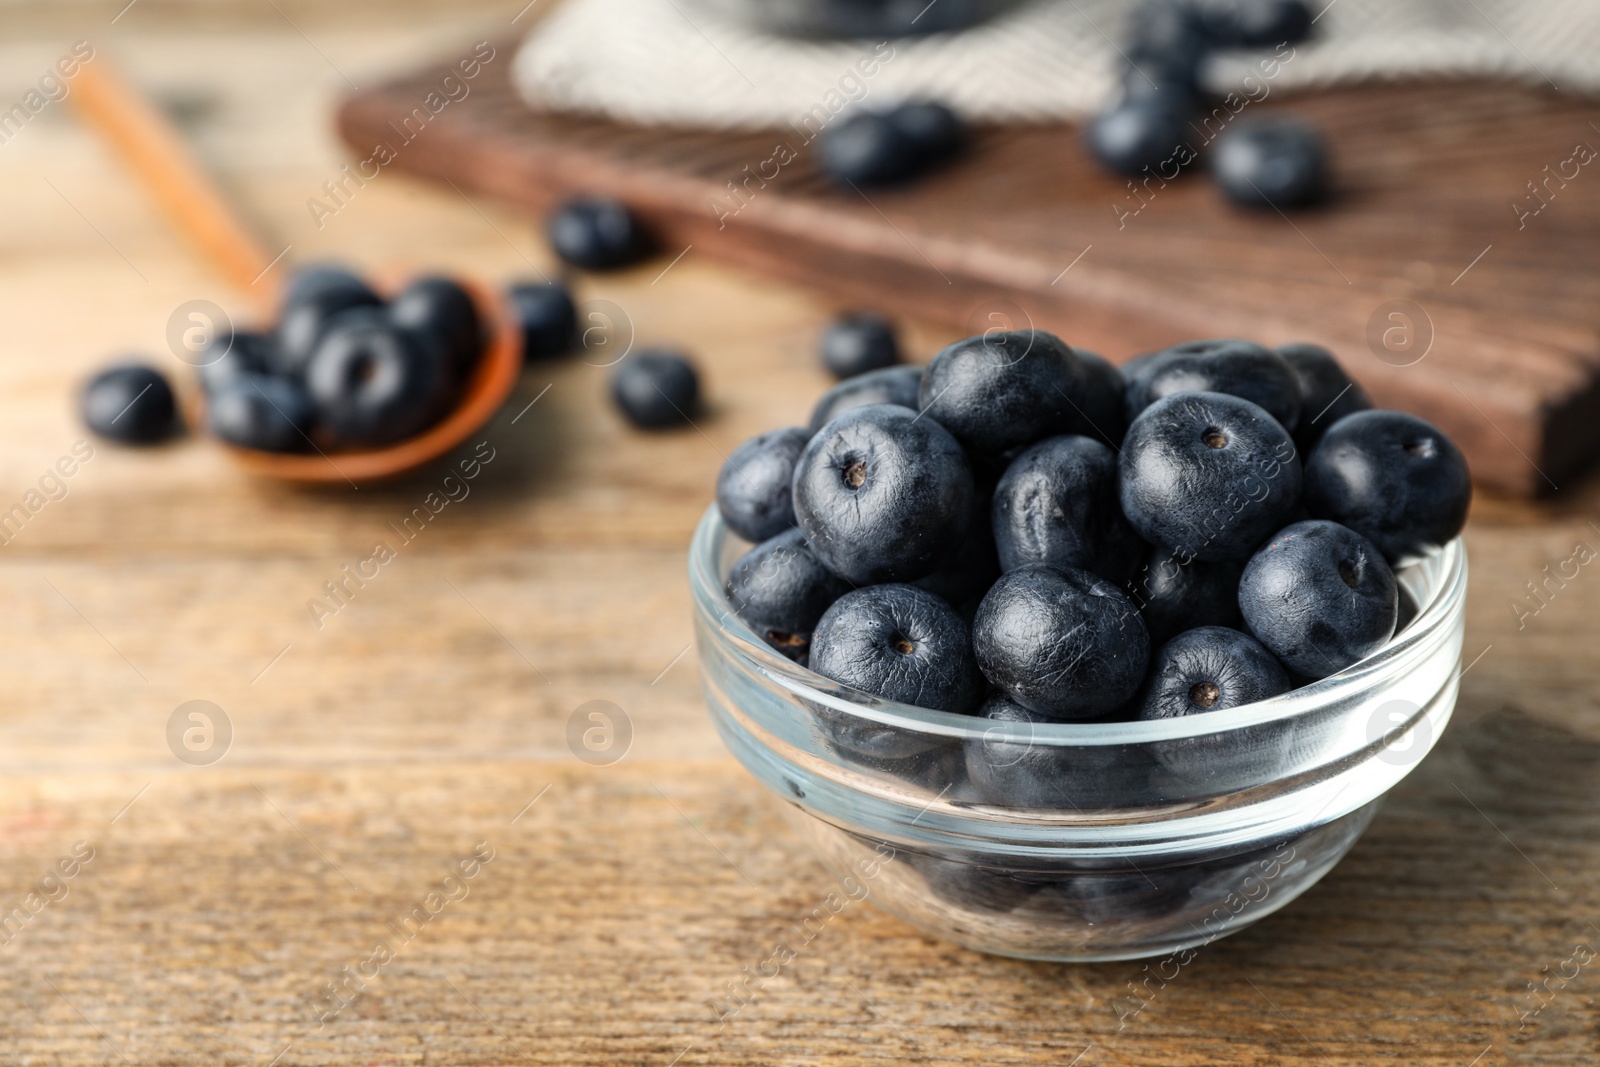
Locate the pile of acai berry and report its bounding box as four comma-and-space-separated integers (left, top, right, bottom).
714, 330, 1470, 730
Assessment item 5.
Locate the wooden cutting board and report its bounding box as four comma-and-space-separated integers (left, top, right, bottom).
337, 48, 1600, 497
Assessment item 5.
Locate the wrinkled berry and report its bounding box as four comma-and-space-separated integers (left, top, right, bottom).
794, 404, 973, 584
810, 584, 983, 713
1238, 519, 1398, 679
1136, 625, 1291, 720
1304, 410, 1470, 562
726, 528, 849, 663
1119, 391, 1302, 562
991, 435, 1141, 585
716, 426, 808, 543
1278, 342, 1371, 452
918, 330, 1085, 456
808, 365, 922, 432
973, 564, 1150, 720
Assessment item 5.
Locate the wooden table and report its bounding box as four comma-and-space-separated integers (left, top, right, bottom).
2, 4, 1599, 1063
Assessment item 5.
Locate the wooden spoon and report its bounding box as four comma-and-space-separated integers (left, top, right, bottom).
69, 54, 523, 484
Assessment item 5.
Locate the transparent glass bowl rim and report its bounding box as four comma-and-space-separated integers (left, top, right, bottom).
689, 505, 1467, 747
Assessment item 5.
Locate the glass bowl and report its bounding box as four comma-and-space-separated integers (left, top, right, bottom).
690, 506, 1467, 961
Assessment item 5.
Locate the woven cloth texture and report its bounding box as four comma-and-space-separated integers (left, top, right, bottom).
512, 0, 1594, 128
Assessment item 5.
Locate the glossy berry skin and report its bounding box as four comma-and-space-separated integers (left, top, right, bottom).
547, 196, 649, 270
973, 564, 1150, 720
611, 349, 699, 428
81, 364, 179, 444
820, 111, 917, 187
508, 281, 577, 360
1278, 342, 1371, 452
963, 692, 1126, 810
275, 277, 383, 378
1071, 348, 1129, 448
793, 404, 973, 584
1119, 391, 1303, 562
1304, 410, 1471, 563
1087, 92, 1196, 176
808, 365, 921, 432
196, 329, 275, 395
1128, 546, 1244, 649
888, 101, 964, 166
1238, 520, 1398, 679
715, 426, 808, 543
820, 312, 899, 380
726, 528, 849, 664
1213, 120, 1328, 208
1136, 626, 1290, 721
305, 312, 446, 447
388, 276, 481, 381
809, 584, 983, 713
207, 375, 313, 452
991, 435, 1141, 585
1127, 338, 1302, 432
918, 330, 1085, 457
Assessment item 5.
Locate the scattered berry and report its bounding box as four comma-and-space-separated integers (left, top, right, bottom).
1086, 92, 1196, 176
508, 281, 577, 361
820, 312, 899, 379
547, 196, 650, 271
820, 111, 916, 187
81, 364, 179, 444
1202, 0, 1314, 48
888, 100, 965, 167
1213, 119, 1328, 208
611, 349, 699, 428
1123, 0, 1213, 89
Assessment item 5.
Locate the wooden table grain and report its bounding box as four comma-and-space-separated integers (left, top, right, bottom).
2, 4, 1600, 1064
